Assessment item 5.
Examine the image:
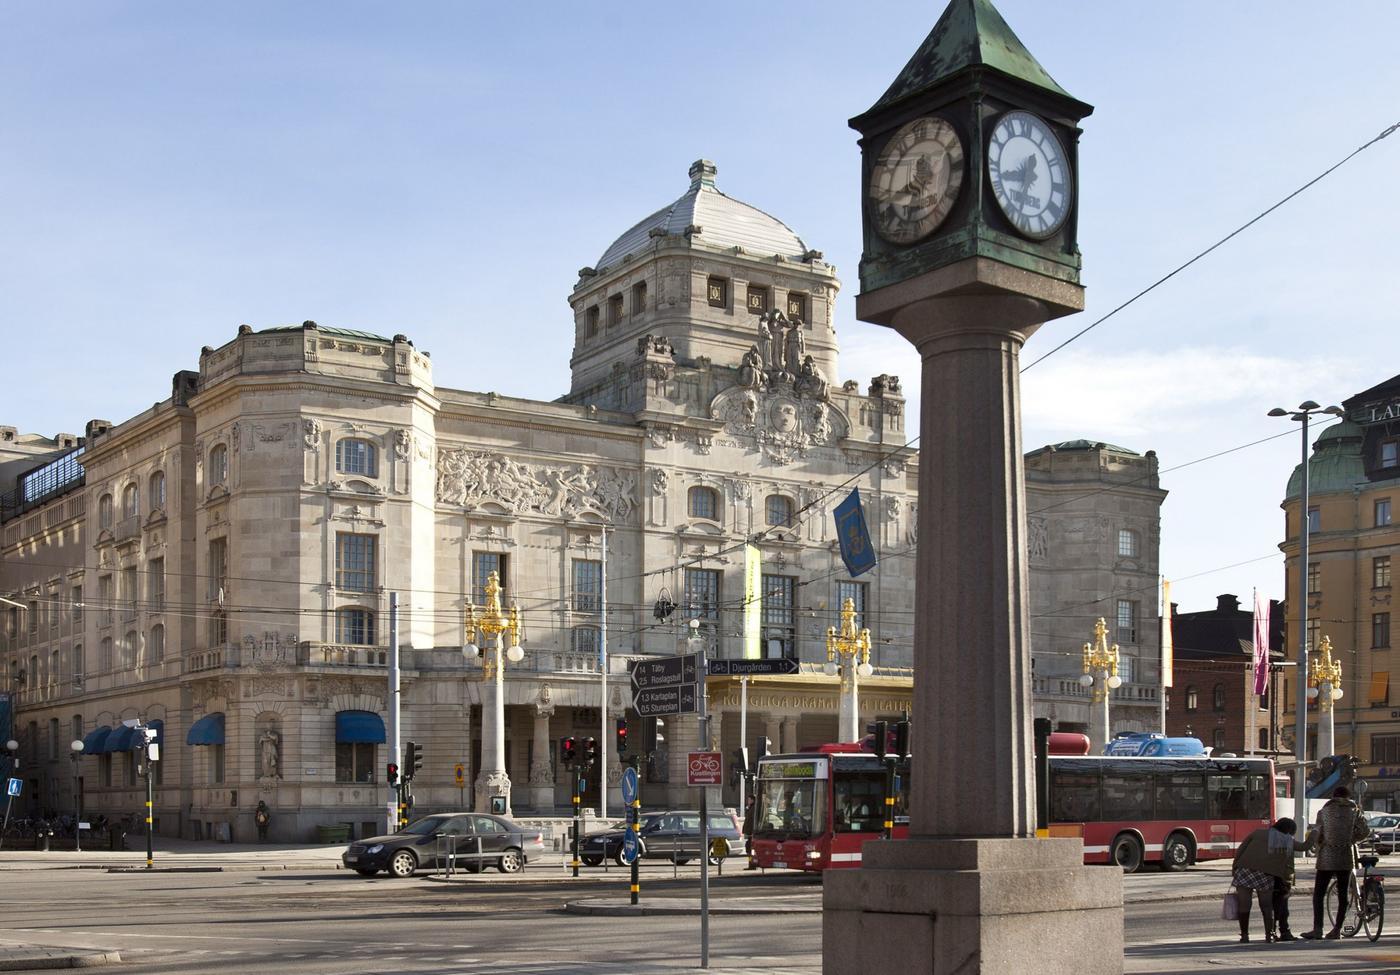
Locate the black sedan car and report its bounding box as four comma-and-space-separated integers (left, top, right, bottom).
343, 813, 546, 878
580, 810, 742, 866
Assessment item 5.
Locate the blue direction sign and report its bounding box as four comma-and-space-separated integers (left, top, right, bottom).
6, 778, 20, 797
621, 828, 639, 865
706, 659, 800, 677
621, 766, 639, 806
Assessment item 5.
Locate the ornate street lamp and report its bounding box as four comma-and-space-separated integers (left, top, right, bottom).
1079, 618, 1122, 751
1269, 399, 1345, 838
1307, 634, 1344, 760
825, 598, 873, 743
462, 571, 523, 814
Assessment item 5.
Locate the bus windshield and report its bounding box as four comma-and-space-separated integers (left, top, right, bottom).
754, 776, 827, 839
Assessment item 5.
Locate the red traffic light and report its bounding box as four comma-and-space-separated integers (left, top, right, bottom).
386, 762, 399, 785
560, 736, 577, 764
615, 718, 629, 754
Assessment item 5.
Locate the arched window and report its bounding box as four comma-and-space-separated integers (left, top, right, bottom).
336, 438, 378, 477
208, 444, 228, 486
1185, 686, 1199, 712
149, 471, 166, 510
688, 486, 719, 521
98, 493, 114, 529
122, 483, 139, 519
765, 495, 794, 527
149, 624, 165, 665
1213, 730, 1226, 752
336, 608, 376, 645
122, 630, 137, 670
1213, 683, 1226, 712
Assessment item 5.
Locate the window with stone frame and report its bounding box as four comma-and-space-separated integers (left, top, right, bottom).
1185, 686, 1198, 711
98, 574, 113, 626
631, 281, 647, 316
121, 630, 137, 670
336, 607, 375, 646
473, 552, 508, 605
572, 559, 601, 613
684, 568, 721, 624
761, 574, 797, 659
1378, 556, 1393, 590
148, 558, 164, 612
1307, 561, 1321, 594
746, 284, 770, 315
335, 438, 377, 477
98, 493, 113, 529
209, 610, 227, 647
149, 470, 166, 510
208, 444, 228, 486
336, 742, 376, 784
1378, 498, 1393, 527
1117, 529, 1139, 558
1213, 730, 1226, 752
688, 486, 719, 521
1382, 440, 1399, 469
98, 636, 113, 674
208, 537, 228, 602
72, 586, 82, 624
122, 482, 139, 520
765, 494, 794, 527
571, 625, 600, 658
149, 623, 164, 665
1375, 612, 1391, 649
1307, 618, 1320, 652
336, 533, 377, 592
121, 566, 138, 620
836, 580, 868, 630
707, 276, 728, 308
1116, 599, 1139, 644
1213, 683, 1226, 712
607, 294, 624, 327
1373, 734, 1400, 765
786, 292, 808, 322
586, 305, 600, 337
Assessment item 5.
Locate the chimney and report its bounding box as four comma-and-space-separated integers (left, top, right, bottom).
1216, 594, 1240, 614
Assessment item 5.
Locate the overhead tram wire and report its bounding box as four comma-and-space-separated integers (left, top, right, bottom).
1022, 120, 1400, 372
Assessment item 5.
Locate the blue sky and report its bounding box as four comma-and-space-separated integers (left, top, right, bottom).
3, 1, 1398, 616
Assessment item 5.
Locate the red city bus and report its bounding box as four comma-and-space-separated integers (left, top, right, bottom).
749, 743, 909, 871
1046, 754, 1276, 871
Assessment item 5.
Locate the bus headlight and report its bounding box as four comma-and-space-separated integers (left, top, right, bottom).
806, 850, 823, 860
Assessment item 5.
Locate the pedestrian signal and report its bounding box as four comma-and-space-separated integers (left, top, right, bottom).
583, 737, 598, 766
615, 718, 629, 756
560, 736, 577, 764
386, 762, 399, 786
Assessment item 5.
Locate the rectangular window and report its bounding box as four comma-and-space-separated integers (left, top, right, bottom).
1118, 654, 1134, 685
1117, 530, 1138, 558
121, 566, 138, 620
147, 559, 164, 612
72, 586, 82, 624
746, 284, 769, 315
1377, 499, 1392, 527
473, 552, 508, 605
336, 533, 377, 592
1048, 768, 1099, 823
1101, 772, 1154, 821
149, 625, 164, 664
335, 439, 377, 477
786, 292, 808, 322
1307, 618, 1320, 653
684, 568, 721, 622
1308, 507, 1321, 534
572, 559, 602, 613
210, 743, 225, 785
1116, 599, 1138, 645
100, 753, 112, 788
1374, 734, 1400, 765
98, 575, 113, 626
706, 276, 728, 308
836, 581, 868, 630
335, 608, 375, 646
586, 305, 599, 337
1155, 771, 1206, 820
1378, 556, 1393, 589
1382, 441, 1399, 469
1375, 612, 1391, 649
208, 538, 228, 601
607, 294, 624, 326
335, 742, 376, 784
570, 626, 600, 657
1307, 562, 1321, 594
209, 611, 227, 647
631, 281, 647, 316
761, 574, 796, 659
1369, 670, 1390, 706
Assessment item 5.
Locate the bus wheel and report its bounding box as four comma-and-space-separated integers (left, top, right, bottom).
1160, 833, 1192, 871
1111, 834, 1143, 873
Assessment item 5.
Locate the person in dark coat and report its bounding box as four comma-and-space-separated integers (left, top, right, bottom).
1300, 786, 1370, 939
1231, 817, 1299, 942
255, 801, 271, 843
742, 794, 757, 869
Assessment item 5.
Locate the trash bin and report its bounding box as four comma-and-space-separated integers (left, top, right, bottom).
316, 824, 351, 845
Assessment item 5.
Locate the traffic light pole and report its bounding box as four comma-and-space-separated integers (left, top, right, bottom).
571, 765, 581, 878
630, 755, 641, 905
386, 591, 401, 835
144, 756, 154, 869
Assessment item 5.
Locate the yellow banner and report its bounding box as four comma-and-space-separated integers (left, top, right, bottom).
1162, 579, 1174, 689
744, 544, 762, 660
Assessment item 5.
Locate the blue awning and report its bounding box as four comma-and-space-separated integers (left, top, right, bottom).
81, 726, 112, 755
147, 719, 164, 745
105, 725, 136, 753
186, 712, 226, 746
335, 710, 386, 744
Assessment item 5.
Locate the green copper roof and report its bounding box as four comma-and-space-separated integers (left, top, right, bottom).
1285, 420, 1366, 499
866, 0, 1073, 114
260, 323, 391, 342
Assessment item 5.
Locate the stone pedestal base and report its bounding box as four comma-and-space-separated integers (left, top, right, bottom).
823, 837, 1122, 975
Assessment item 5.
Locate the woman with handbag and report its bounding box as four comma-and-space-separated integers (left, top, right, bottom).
1231, 817, 1299, 943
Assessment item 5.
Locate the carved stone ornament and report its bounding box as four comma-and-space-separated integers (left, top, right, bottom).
710, 382, 846, 466
394, 428, 412, 460
436, 449, 637, 523
302, 418, 322, 450
258, 729, 281, 780
650, 469, 669, 494
230, 422, 242, 452
1029, 517, 1049, 562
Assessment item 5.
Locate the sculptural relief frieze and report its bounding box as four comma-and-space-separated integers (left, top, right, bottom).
436, 449, 637, 523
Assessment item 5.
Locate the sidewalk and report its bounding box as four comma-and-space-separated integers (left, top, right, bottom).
0, 835, 349, 871
0, 943, 121, 971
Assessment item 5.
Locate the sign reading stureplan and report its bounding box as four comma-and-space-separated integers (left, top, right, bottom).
630, 653, 700, 716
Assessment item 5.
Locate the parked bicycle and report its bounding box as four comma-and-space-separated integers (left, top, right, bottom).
1325, 845, 1385, 942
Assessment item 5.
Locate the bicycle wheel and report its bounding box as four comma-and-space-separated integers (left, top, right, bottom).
1325, 877, 1364, 936
1363, 881, 1384, 942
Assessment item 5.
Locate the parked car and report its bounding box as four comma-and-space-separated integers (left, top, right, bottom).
579, 810, 742, 867
1367, 814, 1400, 855
343, 813, 546, 878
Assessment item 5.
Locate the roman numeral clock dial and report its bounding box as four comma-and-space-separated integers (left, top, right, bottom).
868, 116, 965, 245
987, 110, 1072, 240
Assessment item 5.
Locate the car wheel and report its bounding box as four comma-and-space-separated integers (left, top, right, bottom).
388, 849, 418, 879
708, 855, 723, 866
1110, 833, 1143, 874
498, 848, 524, 874
355, 868, 379, 877
1160, 833, 1192, 871
613, 847, 628, 867
581, 854, 603, 867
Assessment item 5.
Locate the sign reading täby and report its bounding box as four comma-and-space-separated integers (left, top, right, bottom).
687, 751, 722, 786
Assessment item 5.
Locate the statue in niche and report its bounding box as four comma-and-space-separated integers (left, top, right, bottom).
259, 729, 281, 779
739, 344, 764, 389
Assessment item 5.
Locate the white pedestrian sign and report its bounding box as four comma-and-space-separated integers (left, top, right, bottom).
5, 778, 20, 797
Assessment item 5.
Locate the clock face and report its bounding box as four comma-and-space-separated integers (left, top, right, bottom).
868, 116, 965, 245
987, 110, 1072, 240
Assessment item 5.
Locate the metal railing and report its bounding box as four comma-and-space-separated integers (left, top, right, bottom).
433, 833, 495, 877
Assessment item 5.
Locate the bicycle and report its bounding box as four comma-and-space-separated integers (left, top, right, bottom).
1325, 846, 1385, 942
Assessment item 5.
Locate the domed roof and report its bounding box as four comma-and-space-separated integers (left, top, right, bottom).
1286, 419, 1365, 499
595, 160, 811, 270
1026, 439, 1138, 457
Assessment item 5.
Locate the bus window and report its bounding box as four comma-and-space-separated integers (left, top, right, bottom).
755, 777, 827, 838
1156, 772, 1206, 820
1050, 769, 1099, 823
1245, 774, 1271, 820
1208, 774, 1248, 819
1102, 773, 1154, 821
833, 772, 885, 833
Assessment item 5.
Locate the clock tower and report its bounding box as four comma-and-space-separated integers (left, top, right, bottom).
824, 2, 1125, 972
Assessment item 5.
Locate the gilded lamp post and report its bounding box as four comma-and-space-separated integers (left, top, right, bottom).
1080, 618, 1122, 751
1308, 634, 1343, 760
825, 597, 873, 743
462, 571, 523, 814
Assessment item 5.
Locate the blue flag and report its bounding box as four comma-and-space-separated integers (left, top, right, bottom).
833, 488, 877, 577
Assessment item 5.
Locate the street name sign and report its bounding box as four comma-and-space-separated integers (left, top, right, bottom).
630, 653, 700, 691
705, 659, 800, 677
634, 682, 698, 716
687, 751, 723, 786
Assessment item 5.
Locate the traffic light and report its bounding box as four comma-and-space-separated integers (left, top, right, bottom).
583, 737, 598, 766
653, 717, 667, 753
560, 736, 577, 764
403, 741, 423, 782
893, 720, 910, 760
872, 720, 889, 759
615, 718, 629, 756
386, 762, 399, 786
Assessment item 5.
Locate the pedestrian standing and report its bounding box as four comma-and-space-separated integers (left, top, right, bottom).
255, 801, 271, 843
1231, 817, 1299, 942
1300, 786, 1370, 939
742, 794, 757, 869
